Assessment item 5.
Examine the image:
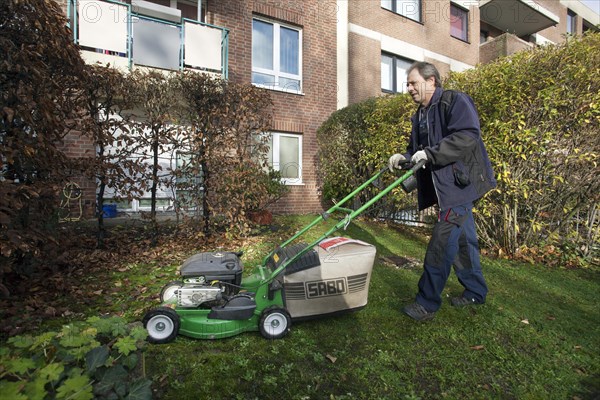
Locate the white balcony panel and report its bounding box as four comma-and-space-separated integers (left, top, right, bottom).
78, 0, 128, 53
184, 22, 223, 71
81, 51, 129, 70
133, 18, 181, 70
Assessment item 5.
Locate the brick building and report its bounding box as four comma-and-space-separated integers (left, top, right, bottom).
340, 0, 599, 106
57, 0, 598, 216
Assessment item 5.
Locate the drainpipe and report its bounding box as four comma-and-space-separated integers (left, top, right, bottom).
337, 0, 349, 109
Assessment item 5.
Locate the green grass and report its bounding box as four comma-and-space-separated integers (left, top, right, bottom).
133, 216, 599, 399
43, 216, 600, 399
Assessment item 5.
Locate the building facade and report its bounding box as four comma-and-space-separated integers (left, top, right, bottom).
339, 0, 599, 107
58, 0, 598, 216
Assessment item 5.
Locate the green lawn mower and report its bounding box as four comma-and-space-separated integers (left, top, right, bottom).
142, 160, 424, 343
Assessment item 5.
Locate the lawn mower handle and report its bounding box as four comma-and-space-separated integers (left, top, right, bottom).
263, 159, 425, 281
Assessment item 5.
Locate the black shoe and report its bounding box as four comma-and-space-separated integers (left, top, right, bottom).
402, 302, 435, 321
450, 296, 484, 307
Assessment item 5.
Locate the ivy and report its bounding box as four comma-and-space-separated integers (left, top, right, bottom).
0, 316, 151, 400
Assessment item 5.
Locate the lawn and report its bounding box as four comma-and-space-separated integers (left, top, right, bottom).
140, 216, 599, 399
3, 215, 599, 399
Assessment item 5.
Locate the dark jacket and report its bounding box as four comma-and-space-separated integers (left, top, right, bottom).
405, 87, 496, 211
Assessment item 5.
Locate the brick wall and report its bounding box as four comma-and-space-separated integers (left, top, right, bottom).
59, 132, 97, 219
349, 0, 480, 66
347, 0, 479, 104
348, 32, 381, 105
207, 0, 338, 214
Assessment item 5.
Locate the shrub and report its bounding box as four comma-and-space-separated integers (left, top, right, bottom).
316, 95, 415, 214
446, 32, 600, 265
173, 72, 283, 235
0, 0, 89, 286
318, 33, 599, 265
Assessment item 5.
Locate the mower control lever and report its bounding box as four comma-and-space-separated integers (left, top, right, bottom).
393, 158, 426, 172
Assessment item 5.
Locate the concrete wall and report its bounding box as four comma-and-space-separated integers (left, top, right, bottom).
479, 32, 533, 64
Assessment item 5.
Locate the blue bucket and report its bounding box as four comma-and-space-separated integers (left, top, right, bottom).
102, 204, 117, 218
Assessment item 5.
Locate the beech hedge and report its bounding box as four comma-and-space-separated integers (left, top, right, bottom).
318, 33, 599, 265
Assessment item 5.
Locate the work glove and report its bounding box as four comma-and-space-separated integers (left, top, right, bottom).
411, 150, 428, 166
388, 154, 406, 172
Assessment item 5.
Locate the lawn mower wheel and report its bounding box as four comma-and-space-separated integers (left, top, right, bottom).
143, 307, 180, 344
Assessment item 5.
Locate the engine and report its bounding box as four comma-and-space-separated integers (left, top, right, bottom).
177, 286, 223, 308
173, 251, 244, 308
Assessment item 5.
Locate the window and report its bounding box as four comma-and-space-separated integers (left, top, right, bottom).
139, 198, 171, 210
174, 152, 203, 210
381, 54, 412, 93
268, 133, 302, 184
381, 0, 421, 22
252, 18, 302, 93
450, 4, 469, 42
567, 10, 577, 34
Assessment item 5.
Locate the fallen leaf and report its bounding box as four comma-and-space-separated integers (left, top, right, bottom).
574, 345, 582, 350
326, 354, 337, 363
470, 345, 485, 351
546, 315, 556, 321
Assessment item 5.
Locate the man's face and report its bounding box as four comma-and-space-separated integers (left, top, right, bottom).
406, 69, 436, 107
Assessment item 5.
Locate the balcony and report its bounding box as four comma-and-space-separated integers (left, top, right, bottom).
479, 32, 533, 64
479, 0, 559, 37
67, 0, 229, 78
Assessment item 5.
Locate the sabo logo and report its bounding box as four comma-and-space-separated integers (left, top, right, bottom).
306, 277, 347, 299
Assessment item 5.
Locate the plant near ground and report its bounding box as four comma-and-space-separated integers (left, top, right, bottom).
318, 33, 599, 265
127, 70, 181, 244
0, 316, 151, 400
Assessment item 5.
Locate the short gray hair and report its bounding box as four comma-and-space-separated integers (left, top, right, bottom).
407, 62, 442, 88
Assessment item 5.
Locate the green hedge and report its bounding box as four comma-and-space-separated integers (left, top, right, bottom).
446, 33, 599, 264
316, 95, 415, 214
317, 33, 600, 265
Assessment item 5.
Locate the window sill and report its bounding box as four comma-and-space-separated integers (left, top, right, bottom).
451, 35, 471, 44
252, 83, 304, 96
282, 180, 304, 186
381, 7, 423, 26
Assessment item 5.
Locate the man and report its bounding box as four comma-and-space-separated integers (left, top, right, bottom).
388, 62, 496, 321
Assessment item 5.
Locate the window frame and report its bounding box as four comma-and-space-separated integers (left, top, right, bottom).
450, 4, 469, 43
251, 17, 303, 94
381, 0, 422, 23
381, 53, 413, 94
567, 9, 577, 35
269, 132, 303, 185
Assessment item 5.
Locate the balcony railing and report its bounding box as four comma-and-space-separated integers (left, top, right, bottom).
67, 0, 229, 78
